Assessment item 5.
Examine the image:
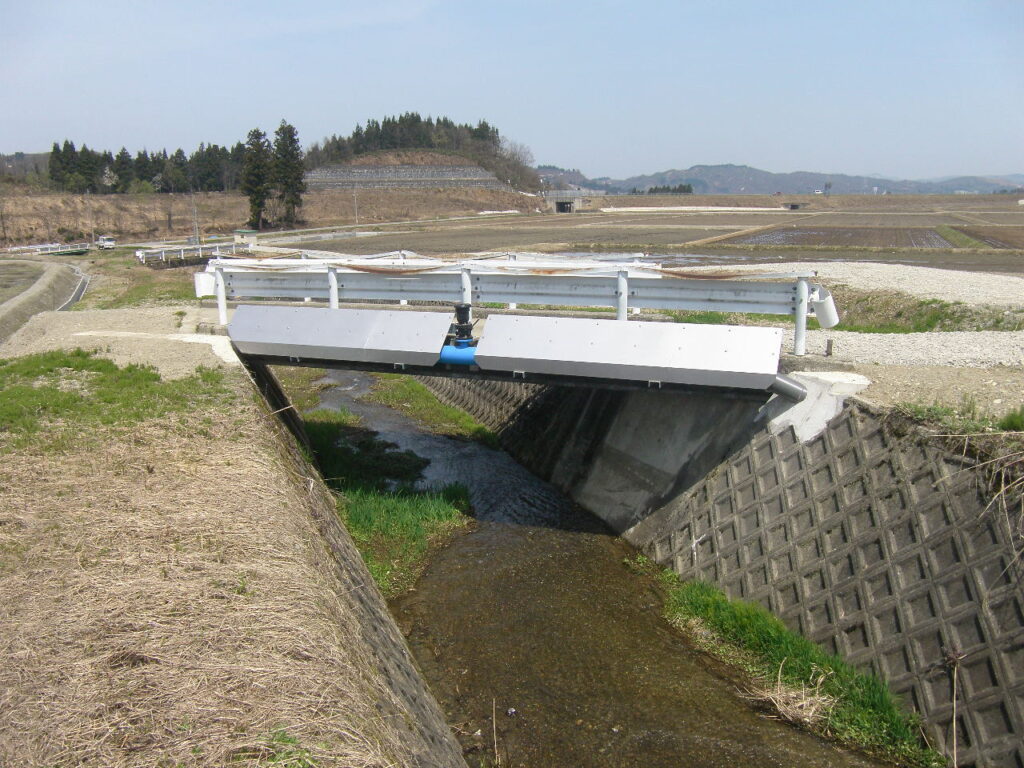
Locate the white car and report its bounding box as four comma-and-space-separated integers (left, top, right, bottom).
96, 236, 116, 249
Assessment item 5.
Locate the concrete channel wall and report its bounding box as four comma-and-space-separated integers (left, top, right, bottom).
420, 377, 1024, 768
305, 164, 507, 190
255, 365, 468, 768
0, 260, 83, 342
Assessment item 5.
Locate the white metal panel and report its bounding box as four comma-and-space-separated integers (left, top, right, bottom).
474, 315, 782, 389
228, 305, 452, 366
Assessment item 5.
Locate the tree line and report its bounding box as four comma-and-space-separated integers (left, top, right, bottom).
47, 141, 246, 194
39, 113, 538, 229
305, 112, 540, 190
631, 184, 694, 195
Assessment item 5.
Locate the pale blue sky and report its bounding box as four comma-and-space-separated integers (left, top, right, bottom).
2, 0, 1021, 180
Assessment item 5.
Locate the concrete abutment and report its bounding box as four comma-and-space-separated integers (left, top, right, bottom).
419, 375, 1024, 768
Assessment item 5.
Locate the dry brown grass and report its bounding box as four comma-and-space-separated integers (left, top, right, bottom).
740, 661, 837, 728
0, 188, 536, 246
0, 394, 427, 767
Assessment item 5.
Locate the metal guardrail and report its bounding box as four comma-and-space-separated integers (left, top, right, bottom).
135, 242, 249, 264
194, 255, 839, 355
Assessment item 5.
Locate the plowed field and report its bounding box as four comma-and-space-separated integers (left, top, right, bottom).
729, 227, 952, 248
953, 226, 1024, 249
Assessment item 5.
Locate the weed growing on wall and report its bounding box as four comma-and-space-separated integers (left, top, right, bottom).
664, 580, 945, 767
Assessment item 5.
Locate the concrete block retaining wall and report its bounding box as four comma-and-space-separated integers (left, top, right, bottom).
420, 377, 1024, 768
258, 366, 467, 768
305, 164, 508, 190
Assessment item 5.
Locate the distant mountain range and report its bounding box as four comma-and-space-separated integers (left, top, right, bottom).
537, 164, 1024, 195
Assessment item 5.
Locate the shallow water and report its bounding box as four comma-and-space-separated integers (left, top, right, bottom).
322, 372, 885, 768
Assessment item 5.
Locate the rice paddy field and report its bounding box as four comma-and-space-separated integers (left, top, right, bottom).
288, 194, 1024, 271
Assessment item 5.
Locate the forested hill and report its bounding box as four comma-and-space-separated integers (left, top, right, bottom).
305, 113, 541, 191
3, 114, 541, 194
540, 163, 1024, 195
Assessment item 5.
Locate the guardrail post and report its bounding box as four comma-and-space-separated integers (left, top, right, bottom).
794, 277, 809, 355
616, 270, 628, 321
215, 267, 227, 326
327, 267, 339, 309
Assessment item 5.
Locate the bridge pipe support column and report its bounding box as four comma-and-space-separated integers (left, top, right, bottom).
616, 271, 629, 321
461, 268, 473, 318
327, 267, 339, 309
793, 277, 809, 356
215, 267, 227, 326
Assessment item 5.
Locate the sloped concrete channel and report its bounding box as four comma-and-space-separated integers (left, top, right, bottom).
421, 378, 1024, 768
317, 372, 885, 767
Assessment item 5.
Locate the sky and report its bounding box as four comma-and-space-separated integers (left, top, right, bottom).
1, 0, 1022, 180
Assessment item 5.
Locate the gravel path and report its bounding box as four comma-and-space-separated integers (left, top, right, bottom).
692, 261, 1024, 307
789, 329, 1024, 367
0, 305, 237, 378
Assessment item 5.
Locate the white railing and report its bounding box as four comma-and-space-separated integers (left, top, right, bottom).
194, 253, 839, 355
136, 242, 249, 265
5, 242, 92, 255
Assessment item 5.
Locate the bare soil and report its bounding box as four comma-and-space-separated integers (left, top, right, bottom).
0, 261, 45, 304
0, 188, 538, 246
596, 193, 1024, 213
729, 227, 953, 248
954, 226, 1024, 249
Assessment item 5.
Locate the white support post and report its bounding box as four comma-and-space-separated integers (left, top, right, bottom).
794, 277, 809, 356
616, 270, 628, 321
327, 267, 339, 309
215, 267, 227, 326
461, 267, 473, 318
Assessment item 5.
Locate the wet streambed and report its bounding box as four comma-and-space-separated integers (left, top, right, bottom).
321, 372, 884, 768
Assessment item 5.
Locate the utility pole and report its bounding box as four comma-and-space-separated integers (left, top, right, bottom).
0, 195, 8, 246
353, 189, 359, 225
190, 190, 201, 244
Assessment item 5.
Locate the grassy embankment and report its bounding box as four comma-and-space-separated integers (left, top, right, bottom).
0, 348, 228, 452
934, 226, 991, 249
0, 349, 451, 765
625, 551, 945, 767
273, 367, 496, 597
657, 576, 945, 767
68, 247, 198, 309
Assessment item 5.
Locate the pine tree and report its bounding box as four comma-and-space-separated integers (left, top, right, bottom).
113, 148, 135, 192
240, 128, 272, 229
48, 142, 64, 189
272, 120, 305, 227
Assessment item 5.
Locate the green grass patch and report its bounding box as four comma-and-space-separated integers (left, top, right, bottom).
936, 226, 990, 249
0, 349, 230, 452
367, 374, 499, 448
283, 379, 474, 598
666, 580, 943, 767
97, 276, 197, 309
304, 407, 429, 491
894, 397, 1024, 437
341, 484, 470, 595
998, 405, 1024, 432
667, 309, 782, 325
270, 366, 333, 411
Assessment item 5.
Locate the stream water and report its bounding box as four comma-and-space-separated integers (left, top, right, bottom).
320, 372, 885, 768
